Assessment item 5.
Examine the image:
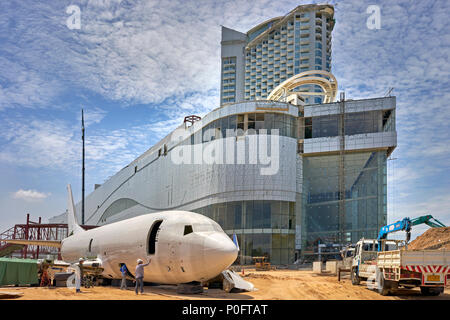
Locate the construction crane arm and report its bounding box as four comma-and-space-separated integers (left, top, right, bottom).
377, 217, 412, 241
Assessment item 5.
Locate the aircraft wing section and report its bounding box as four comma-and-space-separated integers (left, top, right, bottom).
222, 270, 256, 292
3, 239, 62, 248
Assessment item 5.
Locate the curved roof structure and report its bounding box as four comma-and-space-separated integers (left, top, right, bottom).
267, 70, 338, 103
247, 17, 282, 37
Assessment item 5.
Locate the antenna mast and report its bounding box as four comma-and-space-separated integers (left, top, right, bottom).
81, 109, 85, 225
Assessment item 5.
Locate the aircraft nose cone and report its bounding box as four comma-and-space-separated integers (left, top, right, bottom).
203, 233, 238, 270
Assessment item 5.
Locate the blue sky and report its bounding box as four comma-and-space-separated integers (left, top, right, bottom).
0, 0, 449, 240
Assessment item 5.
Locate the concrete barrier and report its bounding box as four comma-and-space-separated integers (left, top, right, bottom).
327, 261, 345, 274
313, 261, 323, 273
325, 261, 338, 274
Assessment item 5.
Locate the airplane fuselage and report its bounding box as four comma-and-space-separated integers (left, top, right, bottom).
61, 211, 238, 284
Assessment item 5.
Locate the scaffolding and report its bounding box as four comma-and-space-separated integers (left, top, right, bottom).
0, 213, 97, 259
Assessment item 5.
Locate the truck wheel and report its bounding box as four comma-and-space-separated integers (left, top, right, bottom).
351, 268, 360, 285
377, 271, 389, 296
421, 287, 443, 296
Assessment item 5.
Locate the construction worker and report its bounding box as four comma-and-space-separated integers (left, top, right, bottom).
40, 262, 51, 287
134, 258, 151, 295
75, 258, 85, 293
120, 264, 129, 290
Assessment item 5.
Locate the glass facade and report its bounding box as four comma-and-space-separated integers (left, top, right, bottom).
304, 110, 395, 139
302, 151, 387, 254
195, 200, 296, 265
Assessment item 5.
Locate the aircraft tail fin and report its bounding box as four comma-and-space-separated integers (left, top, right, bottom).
67, 184, 84, 236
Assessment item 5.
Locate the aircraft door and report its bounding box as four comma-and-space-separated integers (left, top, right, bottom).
148, 220, 163, 255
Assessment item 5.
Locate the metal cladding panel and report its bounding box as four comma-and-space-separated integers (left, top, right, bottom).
82, 134, 298, 225
303, 131, 397, 154
304, 97, 396, 117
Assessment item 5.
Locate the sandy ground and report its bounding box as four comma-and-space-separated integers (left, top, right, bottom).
1, 270, 449, 300
408, 227, 450, 250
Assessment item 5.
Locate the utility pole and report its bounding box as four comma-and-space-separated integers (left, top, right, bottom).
81, 109, 85, 225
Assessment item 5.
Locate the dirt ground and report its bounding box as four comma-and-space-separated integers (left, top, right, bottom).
1, 270, 449, 300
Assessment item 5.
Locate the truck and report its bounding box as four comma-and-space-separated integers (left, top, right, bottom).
350, 215, 449, 296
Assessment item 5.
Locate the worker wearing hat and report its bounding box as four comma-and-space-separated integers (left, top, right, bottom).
134, 258, 151, 295
75, 258, 85, 293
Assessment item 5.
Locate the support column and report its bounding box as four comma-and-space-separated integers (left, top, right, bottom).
338, 93, 346, 245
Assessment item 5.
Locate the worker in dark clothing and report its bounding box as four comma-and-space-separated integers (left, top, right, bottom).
120, 264, 129, 290
40, 263, 51, 287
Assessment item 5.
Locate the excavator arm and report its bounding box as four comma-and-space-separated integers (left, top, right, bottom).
410, 215, 446, 228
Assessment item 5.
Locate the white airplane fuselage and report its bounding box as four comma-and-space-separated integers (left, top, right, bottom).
61, 210, 238, 284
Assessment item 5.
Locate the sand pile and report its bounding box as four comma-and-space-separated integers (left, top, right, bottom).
408, 227, 450, 250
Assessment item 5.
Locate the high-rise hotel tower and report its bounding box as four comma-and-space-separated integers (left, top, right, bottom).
221, 4, 334, 105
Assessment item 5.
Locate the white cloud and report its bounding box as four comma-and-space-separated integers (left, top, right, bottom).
0, 0, 296, 110
77, 107, 107, 127
12, 189, 50, 202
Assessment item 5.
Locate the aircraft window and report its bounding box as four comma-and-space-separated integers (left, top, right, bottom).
184, 225, 193, 235
88, 239, 93, 252
148, 220, 163, 255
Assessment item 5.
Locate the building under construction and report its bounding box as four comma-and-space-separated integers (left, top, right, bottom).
0, 214, 96, 260
47, 3, 397, 265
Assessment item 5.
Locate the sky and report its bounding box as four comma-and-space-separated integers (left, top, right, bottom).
0, 0, 449, 240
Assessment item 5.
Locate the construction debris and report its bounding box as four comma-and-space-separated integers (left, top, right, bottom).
222, 270, 256, 293
0, 291, 23, 299
408, 227, 450, 250
176, 282, 203, 294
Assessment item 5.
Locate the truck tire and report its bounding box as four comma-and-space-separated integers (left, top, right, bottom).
377, 271, 389, 296
420, 287, 444, 296
351, 268, 360, 285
